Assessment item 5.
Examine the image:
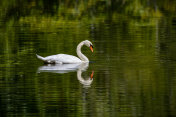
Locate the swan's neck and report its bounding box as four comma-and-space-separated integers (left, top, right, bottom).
77, 42, 89, 62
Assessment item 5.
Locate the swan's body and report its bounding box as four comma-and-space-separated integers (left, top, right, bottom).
36, 54, 82, 64
36, 40, 93, 64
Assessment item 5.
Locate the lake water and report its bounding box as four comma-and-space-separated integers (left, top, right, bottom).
0, 1, 176, 117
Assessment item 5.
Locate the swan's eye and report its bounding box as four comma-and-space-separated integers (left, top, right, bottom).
90, 44, 93, 48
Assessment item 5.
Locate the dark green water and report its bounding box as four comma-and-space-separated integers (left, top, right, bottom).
0, 0, 176, 117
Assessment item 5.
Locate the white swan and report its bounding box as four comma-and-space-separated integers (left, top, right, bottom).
36, 40, 93, 64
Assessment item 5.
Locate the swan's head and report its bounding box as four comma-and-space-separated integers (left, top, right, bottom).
84, 40, 93, 52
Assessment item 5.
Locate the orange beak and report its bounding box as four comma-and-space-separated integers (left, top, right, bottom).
90, 71, 94, 79
90, 45, 93, 52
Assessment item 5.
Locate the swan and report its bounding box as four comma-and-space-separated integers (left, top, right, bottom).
36, 40, 93, 64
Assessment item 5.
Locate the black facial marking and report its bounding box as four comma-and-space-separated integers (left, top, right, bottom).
90, 44, 93, 48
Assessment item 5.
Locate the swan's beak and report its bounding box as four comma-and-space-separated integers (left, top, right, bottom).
90, 71, 94, 79
90, 45, 93, 52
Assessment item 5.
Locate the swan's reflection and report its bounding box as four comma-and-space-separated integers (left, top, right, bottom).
37, 63, 94, 87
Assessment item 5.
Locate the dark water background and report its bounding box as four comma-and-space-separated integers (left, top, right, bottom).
0, 0, 176, 116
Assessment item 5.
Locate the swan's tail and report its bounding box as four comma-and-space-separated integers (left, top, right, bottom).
36, 54, 45, 61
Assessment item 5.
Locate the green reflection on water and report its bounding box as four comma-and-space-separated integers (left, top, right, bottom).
0, 0, 176, 117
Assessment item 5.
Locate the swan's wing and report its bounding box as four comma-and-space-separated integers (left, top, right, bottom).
44, 54, 81, 63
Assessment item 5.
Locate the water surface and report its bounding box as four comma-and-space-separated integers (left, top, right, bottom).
0, 0, 176, 117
